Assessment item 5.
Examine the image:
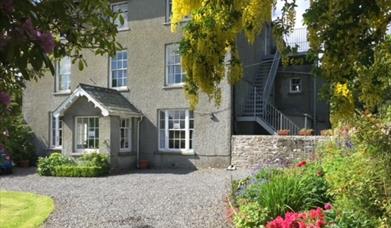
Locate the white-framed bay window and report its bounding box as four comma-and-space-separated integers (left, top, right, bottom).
56, 57, 71, 93
50, 114, 63, 149
112, 1, 128, 30
165, 43, 186, 87
75, 116, 99, 152
159, 109, 194, 152
110, 50, 128, 89
120, 118, 132, 152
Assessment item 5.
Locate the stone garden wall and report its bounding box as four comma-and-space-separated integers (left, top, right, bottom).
231, 135, 329, 169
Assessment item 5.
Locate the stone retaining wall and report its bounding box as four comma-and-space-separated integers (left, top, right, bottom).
231, 135, 329, 169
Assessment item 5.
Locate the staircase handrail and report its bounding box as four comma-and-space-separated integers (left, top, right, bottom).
263, 102, 300, 135
262, 52, 281, 105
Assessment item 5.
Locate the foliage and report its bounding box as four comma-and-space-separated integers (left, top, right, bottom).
54, 165, 106, 177
234, 163, 330, 226
303, 1, 391, 123
0, 0, 122, 92
233, 201, 270, 228
79, 152, 110, 173
3, 114, 35, 163
37, 152, 109, 177
37, 152, 75, 176
0, 191, 54, 228
171, 0, 297, 108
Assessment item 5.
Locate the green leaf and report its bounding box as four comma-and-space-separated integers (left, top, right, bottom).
78, 60, 84, 71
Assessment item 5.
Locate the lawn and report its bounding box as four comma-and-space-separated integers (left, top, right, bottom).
0, 191, 54, 228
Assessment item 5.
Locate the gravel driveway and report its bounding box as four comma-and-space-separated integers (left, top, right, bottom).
0, 168, 249, 228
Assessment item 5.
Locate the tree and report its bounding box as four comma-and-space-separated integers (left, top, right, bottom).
0, 0, 123, 147
0, 0, 122, 92
171, 0, 296, 108
303, 0, 391, 123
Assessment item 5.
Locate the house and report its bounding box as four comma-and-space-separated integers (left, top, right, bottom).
22, 0, 330, 171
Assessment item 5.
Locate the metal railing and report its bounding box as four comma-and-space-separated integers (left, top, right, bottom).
284, 27, 310, 53
263, 103, 300, 135
241, 82, 300, 135
262, 52, 280, 105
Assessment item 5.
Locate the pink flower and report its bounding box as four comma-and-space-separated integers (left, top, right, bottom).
324, 203, 333, 210
1, 0, 14, 15
35, 31, 55, 53
0, 91, 11, 106
296, 161, 307, 167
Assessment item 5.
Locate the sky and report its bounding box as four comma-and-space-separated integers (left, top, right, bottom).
273, 0, 310, 51
273, 0, 310, 28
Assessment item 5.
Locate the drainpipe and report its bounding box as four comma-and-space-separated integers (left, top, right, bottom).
136, 116, 143, 169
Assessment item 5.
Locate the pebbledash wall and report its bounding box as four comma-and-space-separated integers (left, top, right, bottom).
231, 135, 329, 169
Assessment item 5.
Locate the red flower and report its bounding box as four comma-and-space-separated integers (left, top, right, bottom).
296, 161, 307, 167
266, 208, 326, 228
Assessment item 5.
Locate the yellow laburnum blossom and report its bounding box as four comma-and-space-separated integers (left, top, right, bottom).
335, 83, 350, 98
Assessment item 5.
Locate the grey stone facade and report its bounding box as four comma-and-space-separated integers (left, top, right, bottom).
22, 0, 331, 171
23, 0, 233, 170
231, 135, 329, 169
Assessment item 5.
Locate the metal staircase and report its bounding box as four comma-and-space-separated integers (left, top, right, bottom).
238, 52, 300, 135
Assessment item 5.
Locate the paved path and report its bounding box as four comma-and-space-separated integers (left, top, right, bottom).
0, 168, 249, 228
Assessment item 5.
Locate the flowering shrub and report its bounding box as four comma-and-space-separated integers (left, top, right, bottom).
266, 208, 326, 228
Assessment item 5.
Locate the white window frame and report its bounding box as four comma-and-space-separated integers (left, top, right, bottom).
55, 57, 71, 93
158, 109, 194, 153
50, 114, 63, 149
74, 116, 99, 153
111, 1, 129, 31
119, 118, 132, 152
289, 78, 302, 93
109, 50, 128, 90
165, 43, 186, 87
165, 0, 172, 23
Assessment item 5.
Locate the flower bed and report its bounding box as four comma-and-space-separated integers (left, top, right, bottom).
231, 118, 391, 227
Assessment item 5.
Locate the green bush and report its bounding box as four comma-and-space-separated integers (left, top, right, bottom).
37, 152, 109, 177
54, 165, 104, 177
79, 152, 109, 173
234, 163, 330, 225
37, 153, 74, 176
320, 140, 391, 227
5, 115, 36, 163
233, 201, 270, 228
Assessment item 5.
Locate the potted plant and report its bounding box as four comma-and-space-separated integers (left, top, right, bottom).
277, 129, 290, 136
320, 129, 333, 136
299, 128, 314, 136
139, 160, 149, 169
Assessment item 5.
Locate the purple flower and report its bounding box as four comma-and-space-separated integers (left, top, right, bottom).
35, 31, 55, 53
1, 0, 14, 15
0, 91, 11, 106
22, 18, 36, 38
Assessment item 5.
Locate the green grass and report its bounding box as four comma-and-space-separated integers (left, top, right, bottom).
0, 191, 54, 228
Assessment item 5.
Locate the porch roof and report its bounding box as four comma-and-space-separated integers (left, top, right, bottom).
53, 84, 142, 118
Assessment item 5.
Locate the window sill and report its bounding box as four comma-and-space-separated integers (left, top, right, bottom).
156, 150, 195, 156
117, 28, 130, 32
111, 86, 129, 92
49, 147, 62, 151
163, 18, 191, 26
53, 90, 71, 96
288, 91, 303, 95
163, 84, 184, 90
